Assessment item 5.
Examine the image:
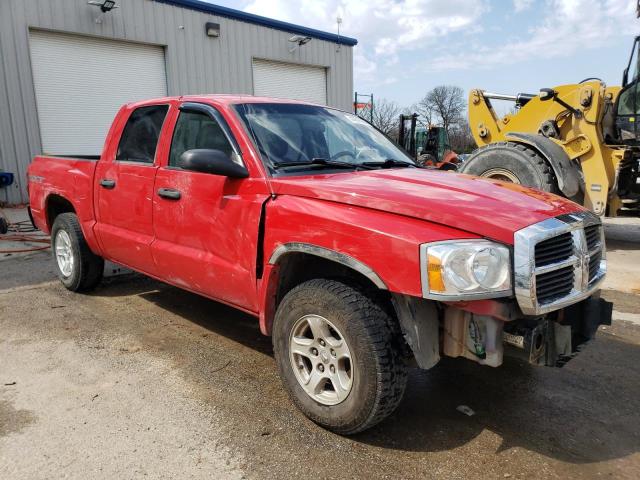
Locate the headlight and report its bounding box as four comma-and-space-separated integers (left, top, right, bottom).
420, 240, 511, 299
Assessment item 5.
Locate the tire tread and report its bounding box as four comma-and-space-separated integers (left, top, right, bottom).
461, 141, 559, 193
52, 213, 103, 292
274, 279, 407, 434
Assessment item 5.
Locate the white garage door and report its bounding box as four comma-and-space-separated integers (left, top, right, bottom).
252, 59, 327, 105
29, 30, 167, 156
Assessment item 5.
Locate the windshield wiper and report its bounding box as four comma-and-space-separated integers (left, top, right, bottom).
272, 158, 374, 170
361, 158, 416, 169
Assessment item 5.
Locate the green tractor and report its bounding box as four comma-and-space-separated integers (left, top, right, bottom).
398, 114, 460, 169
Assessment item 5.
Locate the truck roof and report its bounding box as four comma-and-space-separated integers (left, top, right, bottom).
125, 95, 318, 109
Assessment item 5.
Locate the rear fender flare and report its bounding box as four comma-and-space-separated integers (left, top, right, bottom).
44, 193, 103, 256
505, 132, 583, 198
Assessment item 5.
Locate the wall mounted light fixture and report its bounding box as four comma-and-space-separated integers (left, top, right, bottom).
88, 0, 118, 23
205, 22, 220, 38
288, 35, 312, 53
88, 0, 117, 12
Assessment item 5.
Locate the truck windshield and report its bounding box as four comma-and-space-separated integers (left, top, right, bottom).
234, 103, 415, 173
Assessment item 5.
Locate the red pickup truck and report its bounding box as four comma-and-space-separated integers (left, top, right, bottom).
28, 95, 612, 434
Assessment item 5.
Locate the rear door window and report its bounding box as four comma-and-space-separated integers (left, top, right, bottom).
116, 105, 169, 163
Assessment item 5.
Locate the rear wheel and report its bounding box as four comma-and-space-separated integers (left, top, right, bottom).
460, 141, 559, 193
272, 279, 407, 435
51, 213, 104, 292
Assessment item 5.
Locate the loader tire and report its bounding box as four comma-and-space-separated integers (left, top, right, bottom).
272, 279, 407, 435
460, 141, 559, 193
51, 213, 104, 292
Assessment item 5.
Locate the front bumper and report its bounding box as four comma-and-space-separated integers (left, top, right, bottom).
503, 295, 613, 367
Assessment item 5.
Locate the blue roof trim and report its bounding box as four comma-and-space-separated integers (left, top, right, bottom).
153, 0, 358, 46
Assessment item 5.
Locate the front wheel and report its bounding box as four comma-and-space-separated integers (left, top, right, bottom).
51, 213, 104, 292
272, 279, 407, 434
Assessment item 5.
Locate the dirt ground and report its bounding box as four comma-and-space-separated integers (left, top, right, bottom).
1, 210, 639, 479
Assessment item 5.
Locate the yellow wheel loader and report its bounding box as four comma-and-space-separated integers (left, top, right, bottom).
461, 37, 640, 217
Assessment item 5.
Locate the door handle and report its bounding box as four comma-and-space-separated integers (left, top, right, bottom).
99, 178, 116, 189
157, 188, 181, 200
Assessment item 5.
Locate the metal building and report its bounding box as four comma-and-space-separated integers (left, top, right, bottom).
0, 0, 357, 204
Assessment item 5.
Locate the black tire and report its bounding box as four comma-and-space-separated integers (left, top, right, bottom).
273, 279, 407, 434
460, 141, 559, 193
51, 213, 104, 292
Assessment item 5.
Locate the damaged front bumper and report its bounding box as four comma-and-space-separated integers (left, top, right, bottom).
503, 295, 613, 367
393, 293, 613, 370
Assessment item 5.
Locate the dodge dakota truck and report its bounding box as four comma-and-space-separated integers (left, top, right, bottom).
27, 95, 612, 434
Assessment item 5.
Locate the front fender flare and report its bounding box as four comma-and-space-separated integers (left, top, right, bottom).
268, 242, 387, 290
505, 132, 583, 198
258, 242, 388, 336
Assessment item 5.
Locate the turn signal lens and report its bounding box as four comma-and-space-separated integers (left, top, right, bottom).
427, 254, 446, 292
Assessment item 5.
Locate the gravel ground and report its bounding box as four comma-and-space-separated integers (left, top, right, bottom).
1, 212, 640, 479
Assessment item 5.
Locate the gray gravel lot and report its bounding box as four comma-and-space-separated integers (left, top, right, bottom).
1, 214, 640, 479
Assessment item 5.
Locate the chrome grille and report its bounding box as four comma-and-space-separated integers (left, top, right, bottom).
514, 211, 606, 315
584, 224, 601, 251
536, 266, 574, 304
535, 232, 573, 267
585, 224, 603, 283
588, 250, 602, 282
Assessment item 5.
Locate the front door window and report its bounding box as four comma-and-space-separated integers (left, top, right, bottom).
168, 110, 233, 167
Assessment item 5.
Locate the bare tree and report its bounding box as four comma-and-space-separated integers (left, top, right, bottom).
448, 119, 477, 154
357, 98, 402, 139
412, 101, 435, 127
418, 85, 465, 135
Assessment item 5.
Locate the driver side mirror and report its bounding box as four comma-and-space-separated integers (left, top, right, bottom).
179, 149, 249, 178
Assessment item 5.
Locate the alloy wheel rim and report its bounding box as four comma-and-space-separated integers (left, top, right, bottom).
55, 230, 74, 277
481, 168, 521, 184
289, 314, 354, 406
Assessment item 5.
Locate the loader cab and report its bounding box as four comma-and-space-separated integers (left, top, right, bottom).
615, 35, 640, 145
417, 126, 451, 162
398, 114, 450, 162
397, 113, 459, 169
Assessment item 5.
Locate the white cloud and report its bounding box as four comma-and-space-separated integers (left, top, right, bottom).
354, 50, 376, 76
240, 0, 636, 95
513, 0, 534, 12
428, 0, 637, 72
243, 0, 488, 79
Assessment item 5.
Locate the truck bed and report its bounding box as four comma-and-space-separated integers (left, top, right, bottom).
28, 155, 98, 235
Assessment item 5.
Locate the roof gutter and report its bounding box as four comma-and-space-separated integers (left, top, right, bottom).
153, 0, 358, 46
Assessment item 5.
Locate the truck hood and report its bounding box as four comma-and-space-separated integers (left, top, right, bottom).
270, 168, 583, 244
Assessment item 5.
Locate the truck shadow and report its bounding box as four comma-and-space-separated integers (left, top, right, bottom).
94, 273, 273, 356
94, 273, 640, 465
356, 337, 640, 463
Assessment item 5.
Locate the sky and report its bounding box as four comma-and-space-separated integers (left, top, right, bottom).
209, 0, 639, 110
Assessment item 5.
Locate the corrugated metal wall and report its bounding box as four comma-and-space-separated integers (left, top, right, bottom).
0, 0, 354, 204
